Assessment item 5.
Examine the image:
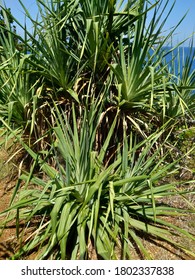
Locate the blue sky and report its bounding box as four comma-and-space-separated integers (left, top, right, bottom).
1, 0, 195, 45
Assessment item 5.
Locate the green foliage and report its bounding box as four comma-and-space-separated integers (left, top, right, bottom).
0, 7, 17, 46
0, 0, 195, 259
2, 101, 195, 259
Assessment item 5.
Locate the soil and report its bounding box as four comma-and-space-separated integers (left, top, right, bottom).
0, 178, 18, 259
0, 144, 17, 259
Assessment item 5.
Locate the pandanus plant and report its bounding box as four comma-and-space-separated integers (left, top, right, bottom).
0, 0, 195, 259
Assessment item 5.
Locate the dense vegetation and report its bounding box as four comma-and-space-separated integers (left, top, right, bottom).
0, 0, 195, 259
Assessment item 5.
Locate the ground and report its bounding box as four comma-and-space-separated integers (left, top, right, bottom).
0, 178, 17, 259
